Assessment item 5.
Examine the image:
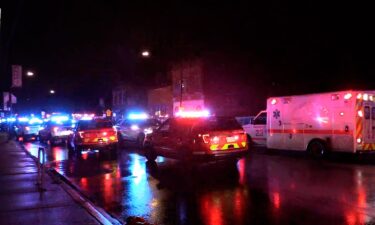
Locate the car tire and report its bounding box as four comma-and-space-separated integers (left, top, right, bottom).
307, 140, 326, 159
144, 146, 157, 162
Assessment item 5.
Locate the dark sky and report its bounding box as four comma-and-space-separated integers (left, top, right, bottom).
1, 1, 374, 111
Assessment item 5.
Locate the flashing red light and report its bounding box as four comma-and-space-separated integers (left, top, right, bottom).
102, 132, 107, 136
357, 93, 362, 99
271, 99, 277, 105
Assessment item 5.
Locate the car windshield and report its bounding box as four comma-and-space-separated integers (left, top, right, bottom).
78, 120, 113, 130
192, 117, 242, 132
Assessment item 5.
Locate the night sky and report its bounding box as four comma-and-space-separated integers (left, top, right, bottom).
1, 1, 374, 112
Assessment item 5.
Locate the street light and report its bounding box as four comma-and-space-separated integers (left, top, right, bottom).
141, 50, 150, 57
26, 71, 34, 77
50, 89, 55, 94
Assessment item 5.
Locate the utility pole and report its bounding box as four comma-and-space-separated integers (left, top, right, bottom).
179, 69, 183, 108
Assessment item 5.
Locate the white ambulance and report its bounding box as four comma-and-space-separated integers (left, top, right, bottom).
244, 90, 375, 156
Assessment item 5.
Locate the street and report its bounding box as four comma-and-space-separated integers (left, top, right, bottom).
22, 141, 375, 225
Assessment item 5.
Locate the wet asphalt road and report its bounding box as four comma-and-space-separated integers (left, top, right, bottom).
22, 141, 375, 225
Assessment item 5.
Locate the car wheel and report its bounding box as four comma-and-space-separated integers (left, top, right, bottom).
307, 140, 326, 159
144, 146, 157, 162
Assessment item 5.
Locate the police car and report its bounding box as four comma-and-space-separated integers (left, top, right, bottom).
67, 118, 118, 153
143, 111, 249, 165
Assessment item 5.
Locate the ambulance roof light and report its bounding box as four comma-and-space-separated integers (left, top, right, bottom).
357, 93, 362, 99
363, 94, 369, 101
344, 93, 352, 100
271, 99, 277, 105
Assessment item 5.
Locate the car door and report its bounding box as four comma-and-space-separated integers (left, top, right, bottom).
152, 119, 175, 157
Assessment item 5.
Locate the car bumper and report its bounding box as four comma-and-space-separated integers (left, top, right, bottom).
191, 149, 249, 162
76, 141, 118, 149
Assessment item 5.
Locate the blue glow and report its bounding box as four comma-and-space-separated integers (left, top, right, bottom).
7, 118, 16, 122
29, 117, 43, 124
126, 154, 153, 217
18, 117, 29, 122
51, 115, 69, 123
128, 113, 148, 120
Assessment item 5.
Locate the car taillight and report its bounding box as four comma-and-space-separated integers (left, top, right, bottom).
79, 131, 85, 138
202, 134, 210, 144
53, 127, 59, 133
211, 136, 220, 144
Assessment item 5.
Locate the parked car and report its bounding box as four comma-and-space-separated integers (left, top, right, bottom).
67, 118, 118, 153
39, 120, 74, 146
14, 117, 43, 142
116, 118, 161, 147
143, 116, 249, 166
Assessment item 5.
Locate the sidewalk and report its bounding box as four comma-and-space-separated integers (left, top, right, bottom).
0, 139, 101, 225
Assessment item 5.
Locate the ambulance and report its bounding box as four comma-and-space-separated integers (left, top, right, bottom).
244, 90, 375, 156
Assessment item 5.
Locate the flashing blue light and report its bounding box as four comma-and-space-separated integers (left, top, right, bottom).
51, 115, 69, 122
29, 117, 43, 124
18, 117, 29, 122
81, 116, 93, 121
7, 118, 16, 122
128, 113, 148, 120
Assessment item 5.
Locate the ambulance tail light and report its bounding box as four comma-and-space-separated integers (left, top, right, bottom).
358, 110, 363, 117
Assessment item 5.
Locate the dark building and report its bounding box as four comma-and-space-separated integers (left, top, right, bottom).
170, 53, 267, 117
112, 84, 147, 119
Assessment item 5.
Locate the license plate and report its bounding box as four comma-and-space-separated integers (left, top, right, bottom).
226, 136, 236, 142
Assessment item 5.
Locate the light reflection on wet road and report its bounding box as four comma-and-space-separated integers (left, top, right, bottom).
23, 141, 375, 225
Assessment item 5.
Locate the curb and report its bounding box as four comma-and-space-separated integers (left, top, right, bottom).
17, 141, 123, 225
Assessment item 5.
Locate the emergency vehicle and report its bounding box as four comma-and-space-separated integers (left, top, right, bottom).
144, 110, 249, 165
243, 90, 375, 156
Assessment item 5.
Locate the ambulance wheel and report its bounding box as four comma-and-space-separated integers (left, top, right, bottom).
145, 146, 157, 162
308, 140, 326, 158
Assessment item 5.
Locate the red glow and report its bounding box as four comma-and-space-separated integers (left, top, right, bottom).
273, 192, 280, 209
238, 159, 245, 185
82, 152, 88, 160
234, 189, 245, 224
271, 98, 277, 105
200, 195, 223, 225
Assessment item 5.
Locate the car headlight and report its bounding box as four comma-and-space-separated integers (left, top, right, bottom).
144, 127, 153, 134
